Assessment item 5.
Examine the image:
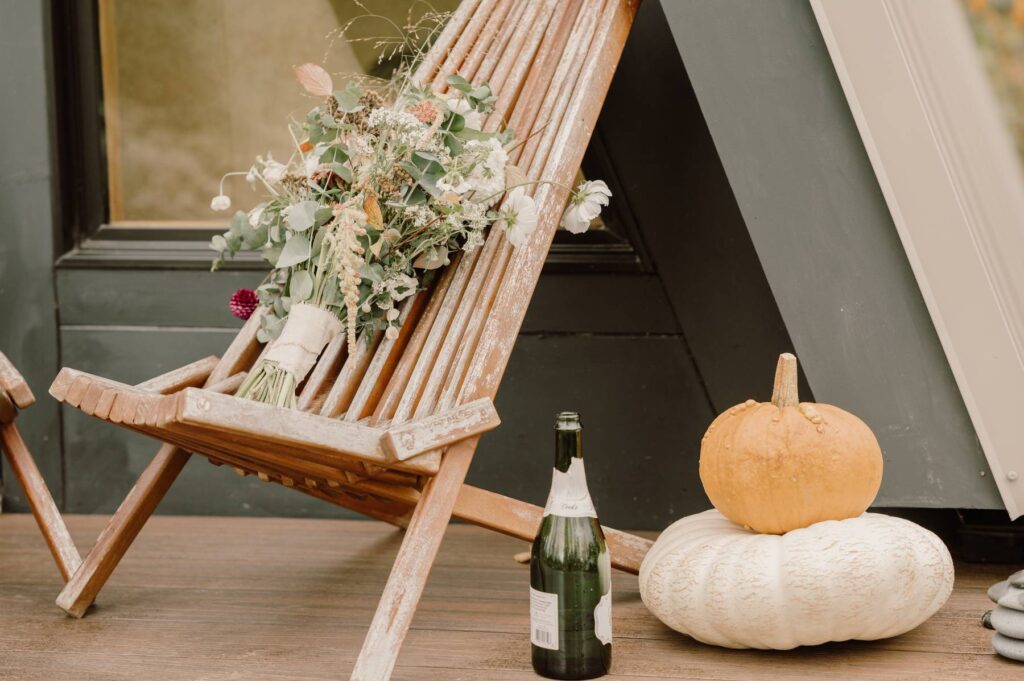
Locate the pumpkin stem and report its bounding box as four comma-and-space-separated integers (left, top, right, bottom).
771, 353, 799, 408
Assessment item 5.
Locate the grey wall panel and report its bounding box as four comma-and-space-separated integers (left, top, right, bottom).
472, 334, 715, 531
659, 0, 1001, 508
57, 268, 679, 334
0, 0, 64, 508
593, 0, 810, 412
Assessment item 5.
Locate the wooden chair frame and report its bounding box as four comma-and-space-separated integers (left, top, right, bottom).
50, 2, 646, 679
0, 352, 81, 582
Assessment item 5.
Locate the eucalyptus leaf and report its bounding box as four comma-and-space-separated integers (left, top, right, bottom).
290, 270, 314, 302
314, 206, 334, 227
228, 211, 248, 236
277, 233, 311, 268
360, 262, 385, 284
454, 127, 492, 142
284, 201, 318, 231
334, 82, 364, 113
445, 112, 465, 133
242, 223, 268, 249
259, 313, 287, 342
446, 75, 471, 93
330, 162, 353, 184
320, 146, 349, 164
262, 243, 283, 267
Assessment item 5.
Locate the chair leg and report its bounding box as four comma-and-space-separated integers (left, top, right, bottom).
55, 443, 190, 617
0, 423, 82, 581
350, 437, 478, 681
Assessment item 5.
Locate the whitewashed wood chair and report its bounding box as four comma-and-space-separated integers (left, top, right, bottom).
49, 1, 646, 678
0, 352, 81, 581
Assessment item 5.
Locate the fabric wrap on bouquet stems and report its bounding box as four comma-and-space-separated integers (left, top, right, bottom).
235, 303, 343, 408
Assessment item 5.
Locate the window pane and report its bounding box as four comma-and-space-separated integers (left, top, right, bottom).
98, 0, 455, 225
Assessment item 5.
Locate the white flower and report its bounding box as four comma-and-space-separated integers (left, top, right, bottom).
447, 97, 482, 130
210, 194, 231, 211
561, 180, 611, 234
245, 167, 258, 187
498, 187, 538, 248
385, 273, 419, 301
302, 144, 328, 178
248, 203, 266, 227
437, 173, 471, 195
262, 159, 288, 184
386, 308, 400, 322
385, 326, 399, 340
464, 138, 508, 204
463, 229, 485, 252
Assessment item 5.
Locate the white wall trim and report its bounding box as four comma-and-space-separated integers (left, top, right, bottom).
811, 0, 1024, 517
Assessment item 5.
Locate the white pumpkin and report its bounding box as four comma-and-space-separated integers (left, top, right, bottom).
639, 510, 954, 649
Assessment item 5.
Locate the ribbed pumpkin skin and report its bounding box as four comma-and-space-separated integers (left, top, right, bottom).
699, 400, 883, 534
639, 510, 954, 650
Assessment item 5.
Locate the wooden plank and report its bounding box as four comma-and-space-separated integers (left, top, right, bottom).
382, 398, 500, 462
0, 419, 81, 581
319, 331, 382, 419
345, 290, 430, 423
0, 389, 15, 424
297, 334, 346, 411
452, 484, 651, 574
371, 264, 458, 423
0, 350, 35, 408
411, 0, 479, 86
174, 388, 396, 471
136, 355, 219, 394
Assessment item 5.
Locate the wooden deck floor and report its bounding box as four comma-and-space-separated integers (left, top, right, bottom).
0, 514, 1020, 680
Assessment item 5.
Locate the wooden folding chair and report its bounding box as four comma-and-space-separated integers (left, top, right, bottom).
50, 1, 646, 678
0, 352, 81, 582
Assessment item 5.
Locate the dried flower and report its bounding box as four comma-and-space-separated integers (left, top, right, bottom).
210, 194, 232, 211
407, 99, 441, 124
229, 288, 259, 320
363, 193, 384, 230
295, 63, 334, 97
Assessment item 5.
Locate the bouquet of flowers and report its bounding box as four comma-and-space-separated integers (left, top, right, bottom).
210, 60, 610, 408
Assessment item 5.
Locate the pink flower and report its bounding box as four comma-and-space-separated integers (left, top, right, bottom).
229, 288, 259, 320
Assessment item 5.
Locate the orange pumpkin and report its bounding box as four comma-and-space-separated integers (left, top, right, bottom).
698, 353, 883, 534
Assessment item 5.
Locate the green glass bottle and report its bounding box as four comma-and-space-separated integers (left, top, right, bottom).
530, 412, 611, 680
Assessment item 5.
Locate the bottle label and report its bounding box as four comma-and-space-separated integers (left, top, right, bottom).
543, 458, 597, 518
530, 587, 559, 650
594, 590, 612, 646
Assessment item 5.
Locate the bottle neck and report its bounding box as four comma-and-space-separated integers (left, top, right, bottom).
554, 427, 582, 472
